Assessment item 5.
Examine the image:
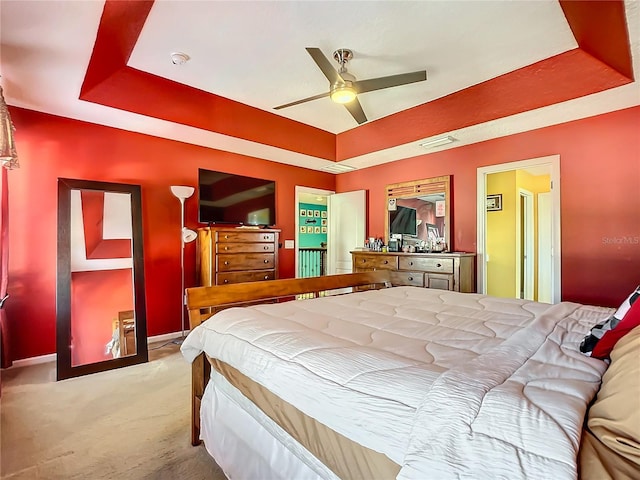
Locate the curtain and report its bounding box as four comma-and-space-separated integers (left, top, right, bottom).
0, 84, 18, 369
0, 166, 11, 368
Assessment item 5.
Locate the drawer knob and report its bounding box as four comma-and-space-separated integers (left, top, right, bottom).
436, 263, 442, 268
263, 235, 269, 240
224, 261, 229, 265
408, 276, 413, 281
264, 246, 269, 250
223, 279, 229, 284
383, 260, 388, 264
409, 261, 414, 266
264, 275, 269, 280
361, 259, 366, 263
264, 259, 269, 264
224, 235, 229, 239
224, 246, 229, 250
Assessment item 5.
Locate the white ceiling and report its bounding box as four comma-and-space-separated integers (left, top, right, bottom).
1, 1, 639, 172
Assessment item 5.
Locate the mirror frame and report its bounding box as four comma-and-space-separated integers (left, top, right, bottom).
384, 175, 451, 250
57, 178, 148, 380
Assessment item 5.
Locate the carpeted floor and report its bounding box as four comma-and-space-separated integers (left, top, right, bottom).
0, 344, 227, 479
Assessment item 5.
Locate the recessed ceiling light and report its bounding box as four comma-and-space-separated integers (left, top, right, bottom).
418, 135, 456, 149
322, 164, 357, 173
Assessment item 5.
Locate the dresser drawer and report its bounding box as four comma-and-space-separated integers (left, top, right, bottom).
390, 271, 425, 287
216, 242, 275, 254
217, 270, 276, 285
399, 257, 454, 274
217, 253, 275, 272
353, 254, 398, 270
216, 231, 276, 243
426, 273, 454, 291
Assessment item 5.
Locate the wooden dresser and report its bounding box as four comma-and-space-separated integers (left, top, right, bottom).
351, 251, 475, 293
197, 227, 280, 286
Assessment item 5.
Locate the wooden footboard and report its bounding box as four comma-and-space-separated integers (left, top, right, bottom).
185, 270, 392, 446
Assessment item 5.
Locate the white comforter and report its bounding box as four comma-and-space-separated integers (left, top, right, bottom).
181, 287, 611, 479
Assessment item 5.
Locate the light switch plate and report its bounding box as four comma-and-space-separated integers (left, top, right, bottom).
284, 240, 295, 249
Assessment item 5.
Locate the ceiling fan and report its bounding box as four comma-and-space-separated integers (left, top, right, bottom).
274, 47, 427, 125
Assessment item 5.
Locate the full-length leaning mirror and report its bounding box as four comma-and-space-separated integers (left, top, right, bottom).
385, 175, 451, 251
57, 179, 148, 380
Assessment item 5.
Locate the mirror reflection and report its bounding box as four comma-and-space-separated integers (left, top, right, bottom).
385, 175, 451, 251
70, 190, 136, 365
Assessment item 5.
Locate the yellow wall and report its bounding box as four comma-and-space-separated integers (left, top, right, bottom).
486, 171, 517, 297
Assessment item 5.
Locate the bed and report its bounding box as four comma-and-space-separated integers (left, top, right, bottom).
180, 271, 633, 480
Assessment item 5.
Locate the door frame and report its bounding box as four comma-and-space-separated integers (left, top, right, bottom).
294, 186, 334, 278
476, 155, 561, 303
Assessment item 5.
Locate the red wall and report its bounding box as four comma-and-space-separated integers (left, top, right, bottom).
338, 106, 640, 308
7, 106, 640, 361
6, 108, 335, 361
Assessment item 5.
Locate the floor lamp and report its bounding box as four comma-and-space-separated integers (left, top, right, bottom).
170, 185, 197, 343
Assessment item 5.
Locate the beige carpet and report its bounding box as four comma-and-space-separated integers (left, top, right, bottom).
0, 344, 227, 480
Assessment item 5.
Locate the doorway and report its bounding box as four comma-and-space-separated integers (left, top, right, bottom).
477, 155, 560, 303
295, 187, 332, 278
294, 186, 366, 278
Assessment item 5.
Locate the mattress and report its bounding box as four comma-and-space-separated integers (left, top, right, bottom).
182, 286, 612, 479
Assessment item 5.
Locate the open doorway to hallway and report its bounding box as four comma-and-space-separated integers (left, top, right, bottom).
296, 189, 331, 278
477, 155, 561, 303
295, 186, 367, 279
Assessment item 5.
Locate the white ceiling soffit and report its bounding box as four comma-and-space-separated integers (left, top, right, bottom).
0, 1, 638, 173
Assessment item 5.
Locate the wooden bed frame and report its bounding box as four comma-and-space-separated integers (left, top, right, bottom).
185, 270, 392, 446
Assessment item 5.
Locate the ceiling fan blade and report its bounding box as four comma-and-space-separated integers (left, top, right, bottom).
306, 47, 344, 84
274, 91, 330, 110
344, 97, 367, 125
354, 70, 427, 94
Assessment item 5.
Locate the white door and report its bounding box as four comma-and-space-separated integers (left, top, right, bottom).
327, 190, 366, 275
517, 189, 534, 300
537, 192, 553, 303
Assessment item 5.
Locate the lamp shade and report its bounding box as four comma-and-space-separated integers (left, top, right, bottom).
170, 185, 195, 200
182, 228, 197, 243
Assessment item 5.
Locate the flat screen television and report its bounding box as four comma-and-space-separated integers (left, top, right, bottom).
389, 205, 417, 236
198, 169, 276, 226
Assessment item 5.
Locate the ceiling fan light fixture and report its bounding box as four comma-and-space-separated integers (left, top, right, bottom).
330, 84, 357, 104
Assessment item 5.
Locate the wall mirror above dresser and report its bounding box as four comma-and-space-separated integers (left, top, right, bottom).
384, 175, 451, 251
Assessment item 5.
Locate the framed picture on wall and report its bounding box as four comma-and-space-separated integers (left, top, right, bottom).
321, 227, 327, 233
314, 226, 320, 233
314, 210, 320, 217
486, 194, 502, 211
300, 226, 306, 233
321, 211, 327, 218
300, 209, 307, 216
321, 219, 327, 226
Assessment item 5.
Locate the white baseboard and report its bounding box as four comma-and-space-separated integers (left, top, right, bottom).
9, 331, 185, 368
11, 353, 56, 368
147, 331, 183, 344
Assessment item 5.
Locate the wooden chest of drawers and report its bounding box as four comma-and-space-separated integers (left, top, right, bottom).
198, 228, 280, 287
351, 251, 475, 293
